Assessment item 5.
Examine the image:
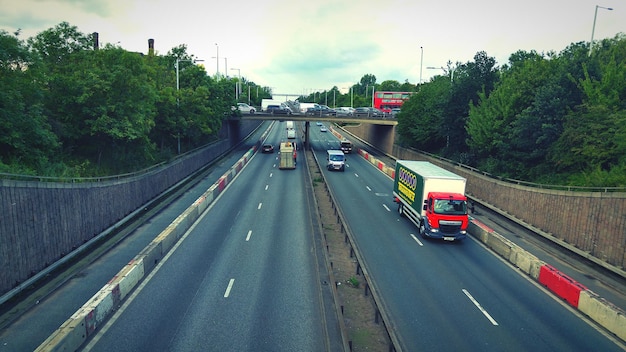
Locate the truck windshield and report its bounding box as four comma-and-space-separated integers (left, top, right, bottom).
330, 155, 344, 161
433, 199, 466, 215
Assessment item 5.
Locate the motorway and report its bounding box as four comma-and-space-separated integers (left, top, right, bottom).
0, 121, 341, 351
1, 120, 625, 351
307, 122, 625, 351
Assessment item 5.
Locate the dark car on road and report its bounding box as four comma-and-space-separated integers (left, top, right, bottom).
261, 144, 274, 153
353, 107, 385, 118
306, 105, 337, 116
267, 105, 292, 115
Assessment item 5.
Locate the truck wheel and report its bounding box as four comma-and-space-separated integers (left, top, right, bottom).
419, 222, 427, 238
397, 203, 404, 217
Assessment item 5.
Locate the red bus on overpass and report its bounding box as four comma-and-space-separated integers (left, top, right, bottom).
373, 91, 413, 114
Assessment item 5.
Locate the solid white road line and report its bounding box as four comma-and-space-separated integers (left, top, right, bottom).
224, 279, 235, 298
463, 288, 499, 325
410, 233, 424, 246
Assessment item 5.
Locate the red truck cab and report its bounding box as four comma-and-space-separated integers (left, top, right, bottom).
422, 192, 469, 241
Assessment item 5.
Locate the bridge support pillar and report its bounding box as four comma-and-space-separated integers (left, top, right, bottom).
304, 121, 310, 150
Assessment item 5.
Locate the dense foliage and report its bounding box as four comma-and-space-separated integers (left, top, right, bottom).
398, 36, 626, 187
3, 22, 625, 187
0, 23, 271, 176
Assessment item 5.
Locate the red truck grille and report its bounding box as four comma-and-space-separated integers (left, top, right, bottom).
439, 220, 462, 234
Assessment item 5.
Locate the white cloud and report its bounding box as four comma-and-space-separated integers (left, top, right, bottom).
1, 0, 624, 95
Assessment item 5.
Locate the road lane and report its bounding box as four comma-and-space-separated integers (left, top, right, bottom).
0, 124, 273, 352
87, 121, 335, 351
309, 123, 623, 351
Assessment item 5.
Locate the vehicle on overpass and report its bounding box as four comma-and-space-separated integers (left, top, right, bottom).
353, 107, 385, 118
335, 107, 354, 116
267, 104, 292, 115
373, 91, 413, 114
261, 99, 282, 111
393, 161, 468, 241
298, 102, 319, 113
236, 102, 256, 114
306, 105, 337, 116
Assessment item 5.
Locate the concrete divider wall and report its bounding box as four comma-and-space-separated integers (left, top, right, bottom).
36, 137, 265, 351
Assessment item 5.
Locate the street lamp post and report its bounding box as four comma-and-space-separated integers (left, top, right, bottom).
175, 58, 204, 154
212, 43, 219, 77
231, 68, 241, 100
427, 65, 456, 82
590, 5, 614, 56
420, 46, 423, 86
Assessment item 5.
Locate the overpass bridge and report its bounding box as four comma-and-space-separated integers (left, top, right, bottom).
228, 112, 398, 151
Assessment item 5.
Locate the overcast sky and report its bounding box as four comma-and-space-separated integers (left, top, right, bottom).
1, 0, 624, 96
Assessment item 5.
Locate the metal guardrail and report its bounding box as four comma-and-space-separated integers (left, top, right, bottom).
310, 147, 402, 352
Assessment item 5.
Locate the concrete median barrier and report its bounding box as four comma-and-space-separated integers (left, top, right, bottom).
578, 290, 626, 342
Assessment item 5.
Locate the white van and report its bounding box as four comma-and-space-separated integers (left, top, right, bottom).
326, 150, 346, 172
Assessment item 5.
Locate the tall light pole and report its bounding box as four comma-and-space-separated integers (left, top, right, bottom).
212, 43, 219, 77
590, 5, 614, 56
231, 68, 241, 100
342, 87, 353, 108
419, 46, 423, 86
175, 58, 203, 154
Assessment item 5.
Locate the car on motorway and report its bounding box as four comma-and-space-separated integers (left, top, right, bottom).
353, 107, 385, 118
267, 104, 292, 115
306, 105, 337, 116
320, 126, 327, 132
391, 108, 401, 117
316, 121, 323, 126
261, 144, 274, 153
236, 103, 256, 114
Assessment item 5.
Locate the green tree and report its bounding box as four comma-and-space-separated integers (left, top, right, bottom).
466, 50, 549, 174
0, 30, 59, 173
88, 49, 158, 170
549, 35, 626, 184
443, 51, 498, 157
378, 80, 402, 91
397, 75, 450, 150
